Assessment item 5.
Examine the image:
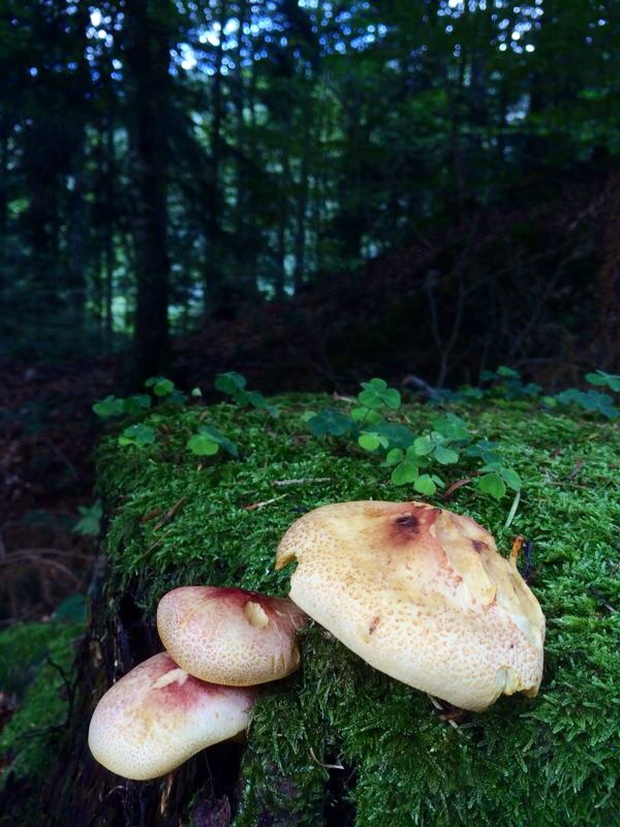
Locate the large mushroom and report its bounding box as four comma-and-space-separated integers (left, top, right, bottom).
88, 652, 257, 780
156, 586, 308, 686
275, 500, 545, 712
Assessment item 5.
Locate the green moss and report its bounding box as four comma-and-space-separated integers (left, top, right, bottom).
96, 400, 392, 607
94, 396, 620, 826
0, 618, 85, 788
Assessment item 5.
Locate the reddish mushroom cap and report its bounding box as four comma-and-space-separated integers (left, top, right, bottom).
156, 586, 308, 686
88, 652, 257, 780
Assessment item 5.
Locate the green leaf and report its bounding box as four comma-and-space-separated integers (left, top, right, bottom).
188, 426, 238, 457
381, 388, 402, 409
477, 473, 506, 499
122, 394, 153, 415
391, 461, 419, 485
414, 474, 438, 496
93, 392, 152, 418
497, 365, 520, 378
478, 460, 501, 473
118, 423, 156, 447
358, 378, 401, 410
360, 377, 388, 392
555, 389, 618, 419
404, 444, 423, 463
306, 409, 354, 437
231, 389, 250, 406
145, 376, 175, 397
433, 413, 470, 441
72, 502, 103, 536
585, 371, 620, 392
434, 445, 459, 465
351, 406, 382, 423
186, 433, 220, 456
466, 439, 501, 463
372, 422, 416, 449
215, 372, 247, 394
245, 390, 269, 409
385, 447, 404, 466
358, 432, 388, 452
92, 396, 126, 418
500, 467, 522, 491
213, 376, 277, 415
413, 435, 434, 456
357, 389, 383, 409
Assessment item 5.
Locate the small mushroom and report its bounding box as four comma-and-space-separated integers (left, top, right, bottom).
88, 652, 257, 780
275, 500, 545, 712
156, 586, 308, 686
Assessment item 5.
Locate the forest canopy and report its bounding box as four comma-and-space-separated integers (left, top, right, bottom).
1, 1, 619, 380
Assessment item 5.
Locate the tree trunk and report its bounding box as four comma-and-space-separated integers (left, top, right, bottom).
123, 0, 174, 384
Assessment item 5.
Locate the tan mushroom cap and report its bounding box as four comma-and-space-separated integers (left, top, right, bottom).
88, 652, 257, 780
275, 500, 545, 712
156, 586, 308, 686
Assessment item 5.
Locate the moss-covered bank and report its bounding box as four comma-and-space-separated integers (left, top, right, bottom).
0, 614, 86, 794
20, 394, 620, 825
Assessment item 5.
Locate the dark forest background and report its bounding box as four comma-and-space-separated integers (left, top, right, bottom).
1, 0, 619, 392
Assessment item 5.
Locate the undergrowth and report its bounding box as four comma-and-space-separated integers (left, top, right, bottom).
0, 608, 86, 792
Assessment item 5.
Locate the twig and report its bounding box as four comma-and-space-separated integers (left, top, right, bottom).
440, 477, 472, 499
273, 478, 331, 487
309, 746, 344, 770
153, 496, 186, 530
589, 587, 616, 614
241, 495, 288, 510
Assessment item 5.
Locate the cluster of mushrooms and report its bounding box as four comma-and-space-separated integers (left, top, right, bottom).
88, 500, 546, 780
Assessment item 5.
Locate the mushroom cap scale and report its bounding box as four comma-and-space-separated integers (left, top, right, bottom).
275, 500, 545, 712
156, 586, 308, 686
88, 652, 257, 780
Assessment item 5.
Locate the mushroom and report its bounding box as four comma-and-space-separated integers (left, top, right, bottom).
275, 500, 545, 712
156, 586, 308, 686
88, 652, 257, 780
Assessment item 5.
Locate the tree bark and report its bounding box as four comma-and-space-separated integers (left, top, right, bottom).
123, 0, 174, 384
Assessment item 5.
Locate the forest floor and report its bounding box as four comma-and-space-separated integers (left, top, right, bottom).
0, 359, 117, 625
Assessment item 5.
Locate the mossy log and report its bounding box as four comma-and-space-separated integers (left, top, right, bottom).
15, 395, 620, 826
